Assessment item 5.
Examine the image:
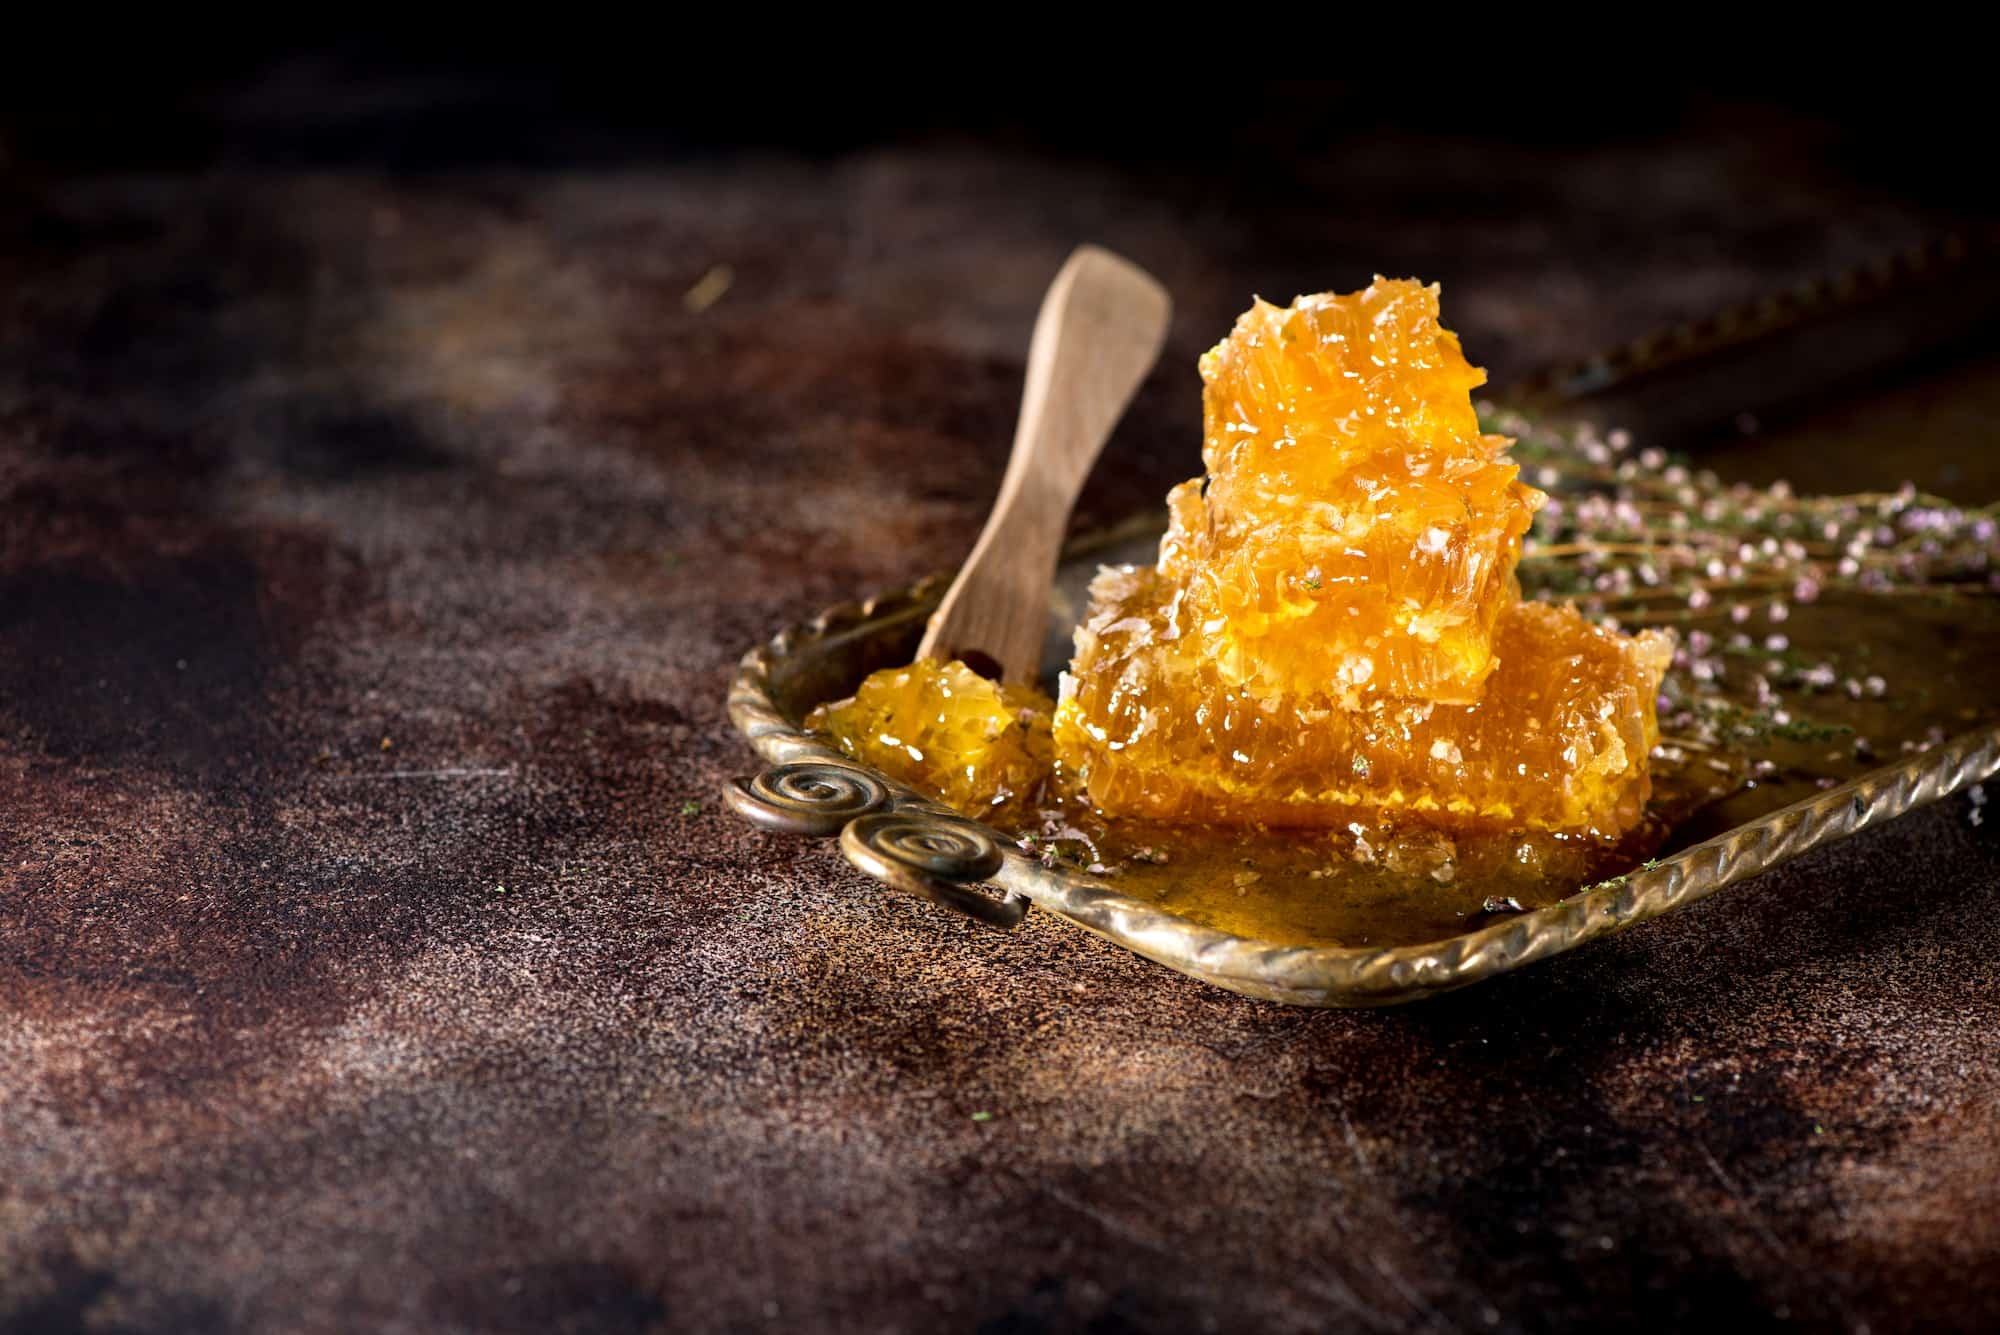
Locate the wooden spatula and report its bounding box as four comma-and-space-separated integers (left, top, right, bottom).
916, 245, 1172, 682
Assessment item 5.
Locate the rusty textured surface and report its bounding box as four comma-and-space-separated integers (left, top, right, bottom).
3, 108, 1998, 1332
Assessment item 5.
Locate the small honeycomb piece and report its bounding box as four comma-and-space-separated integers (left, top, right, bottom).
1054, 566, 1672, 836
1168, 279, 1544, 708
808, 658, 1054, 818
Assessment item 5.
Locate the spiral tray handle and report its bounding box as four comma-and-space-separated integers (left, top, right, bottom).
723, 759, 891, 836
723, 760, 1029, 931
840, 811, 1027, 931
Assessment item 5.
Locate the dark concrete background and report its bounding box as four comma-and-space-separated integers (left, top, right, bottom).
2, 77, 1997, 1333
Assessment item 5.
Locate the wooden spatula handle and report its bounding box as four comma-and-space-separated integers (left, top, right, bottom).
917, 245, 1172, 681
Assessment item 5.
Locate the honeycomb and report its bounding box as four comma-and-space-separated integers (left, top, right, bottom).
812, 279, 1666, 842
807, 658, 1054, 818
1169, 279, 1545, 708
1054, 566, 1672, 836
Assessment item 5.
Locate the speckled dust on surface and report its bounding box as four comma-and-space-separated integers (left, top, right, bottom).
2, 133, 1998, 1335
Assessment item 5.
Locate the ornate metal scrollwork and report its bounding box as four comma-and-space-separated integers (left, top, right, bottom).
839, 810, 1026, 931
722, 759, 1028, 930
723, 760, 889, 836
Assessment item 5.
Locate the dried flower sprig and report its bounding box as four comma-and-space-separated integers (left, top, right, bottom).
1489, 409, 2000, 631
1484, 405, 2000, 761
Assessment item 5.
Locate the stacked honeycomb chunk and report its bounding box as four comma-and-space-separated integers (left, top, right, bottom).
1054, 279, 1671, 836
1167, 279, 1543, 708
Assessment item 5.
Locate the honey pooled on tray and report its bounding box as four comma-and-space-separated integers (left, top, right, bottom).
1055, 566, 1672, 835
807, 658, 1054, 818
1171, 279, 1544, 708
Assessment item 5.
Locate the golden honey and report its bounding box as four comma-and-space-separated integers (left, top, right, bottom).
807, 658, 1053, 819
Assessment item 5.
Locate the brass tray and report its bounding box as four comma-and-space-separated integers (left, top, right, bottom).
724, 544, 2000, 1006
723, 239, 2000, 1005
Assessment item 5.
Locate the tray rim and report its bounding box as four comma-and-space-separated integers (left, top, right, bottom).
726, 558, 2000, 1007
